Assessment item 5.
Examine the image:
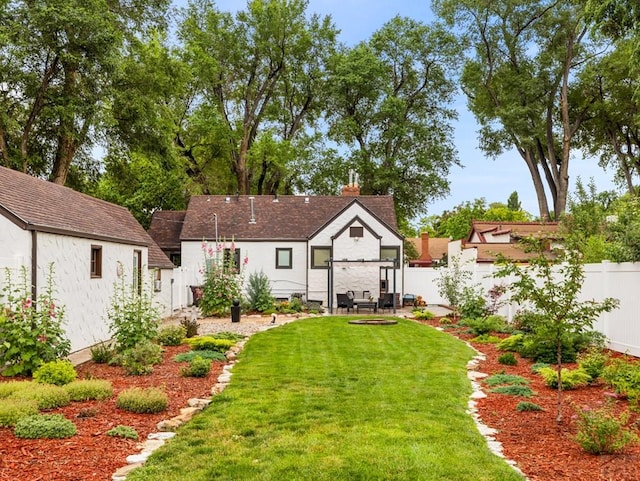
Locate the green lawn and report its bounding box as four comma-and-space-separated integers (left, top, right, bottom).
127, 317, 524, 481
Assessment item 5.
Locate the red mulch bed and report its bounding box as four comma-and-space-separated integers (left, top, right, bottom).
2, 324, 640, 481
0, 344, 224, 481
416, 318, 640, 481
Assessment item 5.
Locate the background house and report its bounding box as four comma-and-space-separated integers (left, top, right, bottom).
149, 182, 404, 310
0, 166, 173, 353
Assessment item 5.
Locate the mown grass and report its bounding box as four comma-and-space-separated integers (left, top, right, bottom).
127, 317, 524, 481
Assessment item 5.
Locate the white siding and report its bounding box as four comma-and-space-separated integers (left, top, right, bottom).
0, 217, 31, 286
37, 233, 149, 353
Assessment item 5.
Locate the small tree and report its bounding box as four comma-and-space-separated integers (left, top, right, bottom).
495, 239, 618, 423
246, 271, 274, 312
435, 255, 475, 319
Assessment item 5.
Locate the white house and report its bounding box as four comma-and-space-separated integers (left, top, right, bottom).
0, 166, 174, 353
148, 181, 404, 312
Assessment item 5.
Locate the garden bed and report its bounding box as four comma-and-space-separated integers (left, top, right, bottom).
415, 318, 640, 481
0, 344, 224, 481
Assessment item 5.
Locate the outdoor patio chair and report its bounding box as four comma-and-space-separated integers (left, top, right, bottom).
336, 293, 354, 313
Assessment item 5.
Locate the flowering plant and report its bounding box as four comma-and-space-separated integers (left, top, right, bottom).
199, 240, 248, 317
0, 264, 71, 376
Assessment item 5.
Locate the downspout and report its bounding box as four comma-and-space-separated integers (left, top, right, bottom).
31, 230, 37, 301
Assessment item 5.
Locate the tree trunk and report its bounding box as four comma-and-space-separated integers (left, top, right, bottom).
556, 338, 563, 424
521, 146, 551, 220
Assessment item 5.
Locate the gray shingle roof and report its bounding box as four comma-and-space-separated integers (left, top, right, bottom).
177, 194, 398, 241
0, 166, 173, 268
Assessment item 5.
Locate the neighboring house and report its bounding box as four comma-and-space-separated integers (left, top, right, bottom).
0, 166, 173, 353
408, 232, 449, 267
450, 220, 561, 263
148, 182, 404, 311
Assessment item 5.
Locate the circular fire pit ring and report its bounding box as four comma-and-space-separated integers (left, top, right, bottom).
348, 319, 398, 325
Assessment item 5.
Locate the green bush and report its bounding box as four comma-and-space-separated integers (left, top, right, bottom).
0, 398, 39, 427
64, 379, 113, 401
497, 334, 524, 352
14, 413, 76, 439
107, 265, 160, 352
518, 330, 606, 364
180, 317, 200, 338
516, 401, 543, 412
578, 348, 610, 383
90, 341, 115, 364
413, 310, 435, 320
601, 358, 640, 404
246, 271, 275, 312
33, 359, 77, 386
574, 402, 638, 454
106, 425, 139, 440
116, 387, 168, 414
459, 288, 487, 320
484, 374, 529, 387
184, 336, 235, 353
174, 350, 226, 363
464, 315, 507, 336
470, 334, 501, 344
120, 341, 163, 375
538, 367, 591, 390
0, 380, 33, 398
10, 383, 70, 409
490, 385, 535, 397
498, 352, 518, 366
531, 362, 550, 374
156, 325, 187, 346
181, 356, 211, 377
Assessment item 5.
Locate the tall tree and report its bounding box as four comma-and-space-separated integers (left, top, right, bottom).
178, 0, 337, 195
324, 17, 460, 221
0, 0, 170, 184
434, 0, 602, 220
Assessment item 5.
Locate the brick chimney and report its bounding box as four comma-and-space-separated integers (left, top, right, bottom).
341, 169, 360, 196
420, 232, 433, 263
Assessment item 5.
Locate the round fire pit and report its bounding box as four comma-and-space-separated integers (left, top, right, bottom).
348, 319, 398, 325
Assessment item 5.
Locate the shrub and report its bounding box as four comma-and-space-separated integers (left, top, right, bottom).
538, 367, 591, 390
209, 331, 244, 342
116, 387, 168, 414
464, 315, 507, 336
490, 385, 535, 397
107, 264, 160, 352
181, 356, 211, 377
156, 325, 186, 346
484, 374, 529, 387
601, 358, 640, 404
516, 401, 543, 412
574, 402, 639, 454
578, 348, 610, 383
531, 362, 550, 374
173, 350, 226, 363
120, 341, 163, 375
0, 265, 71, 376
14, 414, 77, 439
180, 317, 200, 338
0, 380, 33, 399
33, 360, 77, 386
64, 379, 113, 401
184, 336, 235, 353
246, 271, 274, 312
0, 398, 39, 427
413, 310, 435, 320
498, 352, 518, 366
199, 242, 246, 317
106, 425, 138, 440
90, 341, 115, 364
497, 334, 524, 352
10, 383, 70, 409
459, 288, 487, 320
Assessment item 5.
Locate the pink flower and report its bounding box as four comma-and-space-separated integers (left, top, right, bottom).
243, 256, 249, 265
201, 242, 207, 250
37, 334, 47, 343
217, 243, 223, 252
207, 247, 214, 257
23, 298, 32, 309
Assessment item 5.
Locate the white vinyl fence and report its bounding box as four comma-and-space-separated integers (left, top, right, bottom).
404, 261, 640, 357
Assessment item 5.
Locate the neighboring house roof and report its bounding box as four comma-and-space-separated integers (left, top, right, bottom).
465, 243, 555, 263
148, 242, 176, 269
467, 220, 560, 243
408, 233, 449, 266
177, 195, 399, 241
0, 166, 173, 267
148, 211, 186, 251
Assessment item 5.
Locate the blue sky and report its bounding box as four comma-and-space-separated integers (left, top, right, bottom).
177, 0, 619, 217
